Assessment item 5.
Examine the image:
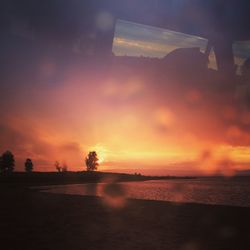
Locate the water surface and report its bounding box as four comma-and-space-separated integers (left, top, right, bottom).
40, 178, 250, 207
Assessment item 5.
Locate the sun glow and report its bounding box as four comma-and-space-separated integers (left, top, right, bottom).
90, 144, 108, 165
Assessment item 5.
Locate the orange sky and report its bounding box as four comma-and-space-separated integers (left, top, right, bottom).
1, 57, 250, 176
1, 20, 250, 175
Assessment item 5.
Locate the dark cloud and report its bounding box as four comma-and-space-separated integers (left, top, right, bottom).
59, 142, 81, 153
0, 123, 54, 170
0, 122, 83, 171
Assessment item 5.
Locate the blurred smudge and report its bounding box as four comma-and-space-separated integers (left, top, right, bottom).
222, 105, 237, 120
154, 107, 175, 132
197, 149, 237, 177
226, 126, 242, 140
95, 11, 114, 32
186, 89, 202, 104
98, 178, 127, 209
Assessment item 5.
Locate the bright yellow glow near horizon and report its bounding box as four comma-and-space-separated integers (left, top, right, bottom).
2, 21, 250, 175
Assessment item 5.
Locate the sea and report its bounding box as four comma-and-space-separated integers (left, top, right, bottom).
40, 177, 250, 207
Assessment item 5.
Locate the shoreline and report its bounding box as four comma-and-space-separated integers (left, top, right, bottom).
0, 171, 196, 187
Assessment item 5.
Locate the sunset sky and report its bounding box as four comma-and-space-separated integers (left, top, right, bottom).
1, 3, 250, 175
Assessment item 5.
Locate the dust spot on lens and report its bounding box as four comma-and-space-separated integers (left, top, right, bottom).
95, 11, 114, 31
186, 89, 202, 104
99, 182, 127, 209
226, 126, 242, 140
221, 105, 237, 120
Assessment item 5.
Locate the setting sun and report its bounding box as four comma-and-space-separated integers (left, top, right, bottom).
90, 145, 108, 165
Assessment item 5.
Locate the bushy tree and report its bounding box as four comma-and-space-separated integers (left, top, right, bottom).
85, 151, 99, 171
0, 151, 15, 173
25, 158, 33, 172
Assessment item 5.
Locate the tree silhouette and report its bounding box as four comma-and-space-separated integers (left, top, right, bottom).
0, 151, 15, 173
55, 161, 62, 172
85, 151, 99, 171
25, 158, 33, 172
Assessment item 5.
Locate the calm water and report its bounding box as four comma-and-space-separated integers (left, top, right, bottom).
40, 178, 250, 207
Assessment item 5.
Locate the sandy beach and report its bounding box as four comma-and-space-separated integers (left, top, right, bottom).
0, 186, 249, 250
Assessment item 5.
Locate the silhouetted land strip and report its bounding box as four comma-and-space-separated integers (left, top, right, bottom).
0, 171, 195, 187
0, 186, 249, 250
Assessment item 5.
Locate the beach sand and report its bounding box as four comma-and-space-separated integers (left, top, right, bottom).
0, 186, 249, 250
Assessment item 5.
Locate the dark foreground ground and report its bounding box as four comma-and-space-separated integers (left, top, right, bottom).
0, 186, 250, 250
